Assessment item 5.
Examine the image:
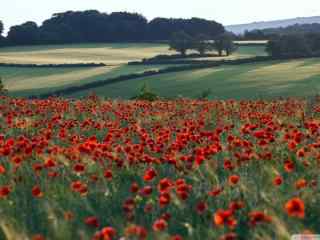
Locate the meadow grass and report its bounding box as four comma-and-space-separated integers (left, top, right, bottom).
68, 58, 320, 99
0, 44, 266, 65
0, 97, 319, 239
2, 65, 175, 97
0, 43, 268, 98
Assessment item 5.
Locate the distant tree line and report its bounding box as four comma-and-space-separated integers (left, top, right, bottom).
0, 10, 225, 46
169, 31, 237, 56
0, 20, 6, 47
266, 33, 320, 58
241, 23, 320, 40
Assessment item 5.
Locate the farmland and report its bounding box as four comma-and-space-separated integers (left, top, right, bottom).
0, 43, 171, 65
0, 96, 319, 239
0, 43, 266, 65
0, 43, 268, 98
0, 65, 174, 97
69, 58, 320, 99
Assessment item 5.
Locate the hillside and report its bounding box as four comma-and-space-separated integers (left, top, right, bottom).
68, 58, 320, 99
226, 16, 320, 34
0, 44, 265, 97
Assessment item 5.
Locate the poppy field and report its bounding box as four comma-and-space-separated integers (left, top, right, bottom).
0, 95, 320, 240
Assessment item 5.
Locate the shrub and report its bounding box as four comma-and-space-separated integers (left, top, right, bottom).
198, 88, 212, 99
0, 77, 8, 95
131, 83, 159, 101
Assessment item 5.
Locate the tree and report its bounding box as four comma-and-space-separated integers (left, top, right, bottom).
0, 20, 3, 35
169, 31, 193, 55
3, 10, 225, 46
224, 39, 237, 56
244, 29, 266, 40
265, 39, 283, 57
7, 21, 39, 45
266, 34, 311, 58
148, 17, 225, 41
306, 33, 320, 53
214, 33, 237, 56
0, 20, 5, 47
192, 34, 212, 55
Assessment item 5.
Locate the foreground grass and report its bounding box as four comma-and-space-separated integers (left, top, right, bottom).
0, 96, 319, 240
69, 58, 320, 99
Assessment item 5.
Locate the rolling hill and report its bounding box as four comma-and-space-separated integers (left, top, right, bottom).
226, 16, 320, 34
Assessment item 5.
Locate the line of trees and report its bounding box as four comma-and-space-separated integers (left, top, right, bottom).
266, 33, 320, 58
241, 23, 320, 40
0, 20, 6, 47
169, 31, 237, 56
0, 10, 225, 46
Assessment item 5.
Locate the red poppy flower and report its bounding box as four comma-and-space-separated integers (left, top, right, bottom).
213, 209, 237, 228
122, 198, 136, 213
0, 164, 6, 174
284, 160, 294, 173
219, 232, 237, 240
285, 197, 305, 218
196, 201, 208, 214
64, 211, 74, 221
248, 211, 272, 227
104, 170, 113, 180
158, 178, 173, 193
208, 187, 223, 197
273, 176, 283, 186
153, 218, 168, 232
0, 185, 11, 198
224, 160, 234, 171
143, 168, 157, 181
288, 141, 297, 150
32, 185, 43, 198
84, 216, 99, 228
159, 192, 171, 207
228, 175, 240, 185
73, 163, 85, 173
44, 158, 56, 168
140, 186, 153, 196
125, 225, 147, 240
229, 201, 245, 213
295, 179, 307, 190
101, 226, 116, 240
144, 203, 153, 213
296, 148, 306, 158
170, 235, 183, 240
130, 182, 139, 193
32, 234, 45, 240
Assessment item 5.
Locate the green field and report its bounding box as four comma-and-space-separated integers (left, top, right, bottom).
0, 43, 266, 65
2, 65, 176, 97
0, 43, 171, 65
68, 58, 320, 99
0, 43, 268, 97
5, 42, 318, 100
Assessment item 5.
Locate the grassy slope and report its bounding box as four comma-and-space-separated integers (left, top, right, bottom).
0, 44, 265, 65
69, 58, 320, 99
0, 44, 267, 97
3, 65, 174, 97
0, 43, 171, 65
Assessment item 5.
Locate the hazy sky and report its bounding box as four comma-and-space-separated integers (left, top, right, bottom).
1, 0, 319, 33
